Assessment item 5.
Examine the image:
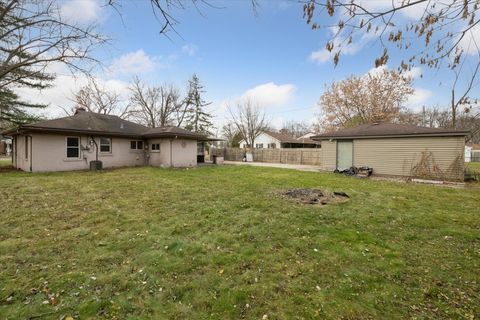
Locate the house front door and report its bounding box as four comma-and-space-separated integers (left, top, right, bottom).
337, 140, 353, 170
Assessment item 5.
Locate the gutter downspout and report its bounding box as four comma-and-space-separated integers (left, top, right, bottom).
90, 136, 98, 162
14, 135, 17, 169
169, 138, 173, 168
169, 135, 179, 168
29, 135, 32, 172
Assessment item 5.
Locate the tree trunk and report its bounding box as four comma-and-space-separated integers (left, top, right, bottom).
451, 89, 456, 129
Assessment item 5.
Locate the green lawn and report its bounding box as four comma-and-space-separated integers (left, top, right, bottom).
0, 166, 479, 319
0, 157, 12, 167
467, 162, 480, 173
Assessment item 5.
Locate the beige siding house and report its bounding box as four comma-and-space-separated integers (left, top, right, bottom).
3, 109, 208, 172
312, 123, 469, 181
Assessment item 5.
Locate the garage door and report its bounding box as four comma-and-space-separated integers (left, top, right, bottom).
337, 140, 353, 170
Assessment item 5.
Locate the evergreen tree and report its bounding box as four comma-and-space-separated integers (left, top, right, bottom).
0, 0, 103, 128
184, 74, 213, 135
0, 88, 47, 130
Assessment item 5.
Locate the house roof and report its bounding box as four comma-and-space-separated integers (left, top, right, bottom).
143, 126, 208, 140
2, 111, 209, 140
312, 123, 470, 140
263, 130, 320, 145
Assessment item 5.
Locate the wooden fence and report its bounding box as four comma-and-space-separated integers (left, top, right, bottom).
211, 147, 322, 166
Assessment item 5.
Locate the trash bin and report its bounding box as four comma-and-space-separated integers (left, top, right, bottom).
90, 160, 103, 171
213, 155, 224, 165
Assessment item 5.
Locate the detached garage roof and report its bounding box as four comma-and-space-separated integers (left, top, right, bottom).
312, 123, 469, 140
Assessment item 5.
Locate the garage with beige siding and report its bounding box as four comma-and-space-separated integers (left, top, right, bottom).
313, 123, 469, 181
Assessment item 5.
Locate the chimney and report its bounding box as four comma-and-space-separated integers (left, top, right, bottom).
74, 106, 87, 114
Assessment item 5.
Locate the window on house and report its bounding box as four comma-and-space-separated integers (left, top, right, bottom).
268, 143, 276, 149
66, 137, 80, 158
100, 138, 111, 153
130, 140, 144, 150
25, 136, 28, 159
256, 143, 264, 149
151, 143, 160, 151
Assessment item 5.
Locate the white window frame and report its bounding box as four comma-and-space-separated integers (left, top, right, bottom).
256, 143, 264, 149
151, 143, 160, 152
99, 137, 112, 154
66, 136, 81, 159
130, 140, 144, 150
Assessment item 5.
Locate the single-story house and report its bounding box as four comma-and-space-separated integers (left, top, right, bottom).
239, 130, 321, 149
297, 132, 317, 139
312, 123, 469, 181
2, 109, 210, 172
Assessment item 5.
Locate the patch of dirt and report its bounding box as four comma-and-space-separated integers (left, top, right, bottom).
280, 188, 349, 205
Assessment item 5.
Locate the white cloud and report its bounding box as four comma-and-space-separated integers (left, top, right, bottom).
14, 62, 130, 118
60, 0, 102, 24
404, 67, 422, 79
211, 82, 297, 130
366, 65, 388, 77
108, 50, 160, 76
309, 27, 377, 64
181, 44, 198, 56
309, 49, 333, 63
457, 25, 480, 55
240, 82, 296, 108
407, 87, 432, 110
364, 66, 431, 110
352, 0, 429, 20
309, 41, 364, 64
367, 65, 422, 79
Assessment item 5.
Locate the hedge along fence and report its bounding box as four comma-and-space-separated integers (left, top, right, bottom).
211, 148, 322, 166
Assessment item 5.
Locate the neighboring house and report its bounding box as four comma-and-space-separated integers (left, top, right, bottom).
0, 136, 12, 156
297, 132, 317, 139
2, 109, 209, 172
465, 145, 473, 162
239, 130, 320, 149
471, 144, 480, 162
312, 123, 469, 181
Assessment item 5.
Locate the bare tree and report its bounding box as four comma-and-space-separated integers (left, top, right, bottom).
304, 1, 480, 121
0, 0, 105, 126
228, 99, 268, 148
221, 122, 240, 147
303, 1, 480, 72
65, 78, 129, 118
450, 60, 480, 128
108, 0, 259, 35
128, 77, 186, 128
318, 69, 414, 131
280, 120, 311, 138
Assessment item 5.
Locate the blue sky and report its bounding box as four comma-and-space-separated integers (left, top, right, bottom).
22, 0, 480, 130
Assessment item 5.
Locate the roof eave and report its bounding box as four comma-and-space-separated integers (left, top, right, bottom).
10, 126, 144, 138
142, 133, 208, 140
